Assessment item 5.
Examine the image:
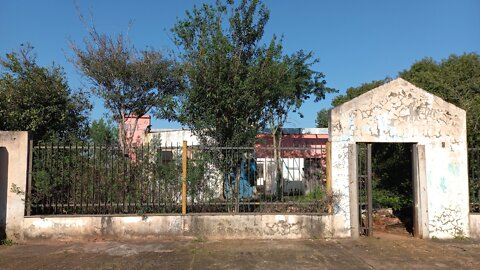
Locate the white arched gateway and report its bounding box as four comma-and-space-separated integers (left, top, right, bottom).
329, 78, 469, 239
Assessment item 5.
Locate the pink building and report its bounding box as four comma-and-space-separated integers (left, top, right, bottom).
124, 115, 151, 146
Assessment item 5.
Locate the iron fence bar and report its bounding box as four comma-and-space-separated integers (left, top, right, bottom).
74, 141, 78, 214
26, 139, 33, 216
477, 148, 480, 205
366, 143, 373, 237
43, 141, 47, 214
29, 142, 331, 215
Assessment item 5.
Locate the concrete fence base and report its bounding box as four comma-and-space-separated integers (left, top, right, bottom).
24, 214, 334, 240
469, 214, 480, 239
3, 131, 480, 241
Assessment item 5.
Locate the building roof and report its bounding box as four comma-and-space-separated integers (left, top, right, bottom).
149, 128, 328, 135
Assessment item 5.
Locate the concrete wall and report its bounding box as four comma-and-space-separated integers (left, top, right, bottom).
329, 78, 469, 239
23, 214, 333, 240
0, 132, 29, 242
469, 214, 480, 239
0, 147, 7, 240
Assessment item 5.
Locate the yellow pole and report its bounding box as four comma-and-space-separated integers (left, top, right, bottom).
326, 141, 332, 214
182, 141, 187, 215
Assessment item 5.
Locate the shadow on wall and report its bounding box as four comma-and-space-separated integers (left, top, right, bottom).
0, 147, 7, 240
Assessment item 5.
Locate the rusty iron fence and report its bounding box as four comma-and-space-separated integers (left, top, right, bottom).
470, 148, 480, 212
25, 141, 331, 216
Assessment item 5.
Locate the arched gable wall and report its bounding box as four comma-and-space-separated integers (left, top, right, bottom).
329, 78, 469, 239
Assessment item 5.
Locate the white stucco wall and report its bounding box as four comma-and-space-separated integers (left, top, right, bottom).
329, 78, 469, 239
23, 214, 333, 240
0, 131, 29, 242
146, 129, 199, 147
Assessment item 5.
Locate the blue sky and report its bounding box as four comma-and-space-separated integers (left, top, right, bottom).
1, 0, 479, 129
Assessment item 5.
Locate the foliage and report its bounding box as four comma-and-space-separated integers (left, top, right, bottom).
0, 44, 91, 141
70, 23, 181, 149
29, 140, 185, 214
89, 119, 118, 144
257, 44, 335, 133
295, 185, 325, 203
331, 78, 390, 107
315, 109, 329, 128
315, 78, 389, 128
0, 239, 15, 246
172, 0, 271, 147
173, 0, 334, 198
28, 138, 225, 215
256, 45, 335, 196
400, 53, 480, 147
372, 188, 406, 211
318, 53, 480, 209
325, 53, 480, 147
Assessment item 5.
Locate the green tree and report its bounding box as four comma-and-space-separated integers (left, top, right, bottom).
173, 0, 334, 198
70, 25, 181, 149
331, 78, 390, 107
256, 46, 335, 196
315, 78, 389, 130
0, 44, 91, 141
400, 53, 480, 147
173, 0, 274, 147
89, 119, 118, 144
322, 52, 480, 211
315, 109, 329, 128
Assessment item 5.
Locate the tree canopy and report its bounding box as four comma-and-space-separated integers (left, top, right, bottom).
173, 0, 333, 147
400, 53, 480, 147
315, 109, 328, 128
89, 118, 118, 144
316, 53, 480, 210
317, 52, 480, 147
70, 25, 181, 148
0, 44, 91, 141
172, 0, 271, 146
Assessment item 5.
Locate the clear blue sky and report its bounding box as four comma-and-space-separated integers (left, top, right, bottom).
1, 0, 479, 129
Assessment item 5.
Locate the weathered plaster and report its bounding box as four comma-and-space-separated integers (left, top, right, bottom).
0, 132, 29, 242
23, 214, 332, 240
329, 78, 469, 239
469, 214, 480, 239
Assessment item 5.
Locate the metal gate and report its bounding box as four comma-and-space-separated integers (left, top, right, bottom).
357, 143, 372, 236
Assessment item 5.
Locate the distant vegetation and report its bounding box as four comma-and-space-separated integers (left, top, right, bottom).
316, 53, 480, 210
317, 53, 480, 147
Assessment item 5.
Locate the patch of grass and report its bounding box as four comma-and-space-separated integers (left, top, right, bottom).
454, 234, 468, 240
296, 186, 325, 203
0, 239, 15, 246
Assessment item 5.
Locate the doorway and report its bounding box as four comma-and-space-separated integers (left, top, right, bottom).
357, 143, 419, 237
0, 147, 8, 240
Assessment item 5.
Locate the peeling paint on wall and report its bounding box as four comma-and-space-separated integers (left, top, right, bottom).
329, 78, 469, 239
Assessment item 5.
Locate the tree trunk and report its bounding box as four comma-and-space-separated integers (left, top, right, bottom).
272, 128, 283, 201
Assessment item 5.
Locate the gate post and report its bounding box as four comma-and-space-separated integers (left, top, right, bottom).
326, 142, 332, 214
0, 131, 29, 242
348, 143, 359, 238
182, 141, 187, 215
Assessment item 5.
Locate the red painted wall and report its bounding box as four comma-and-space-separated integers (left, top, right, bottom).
255, 133, 328, 158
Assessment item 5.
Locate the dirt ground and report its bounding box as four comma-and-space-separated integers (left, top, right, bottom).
1, 233, 480, 270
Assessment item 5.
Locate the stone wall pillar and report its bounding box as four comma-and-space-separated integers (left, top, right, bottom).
0, 132, 29, 242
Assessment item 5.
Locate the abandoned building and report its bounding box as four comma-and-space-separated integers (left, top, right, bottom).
0, 77, 478, 242
330, 78, 470, 238
143, 127, 328, 197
